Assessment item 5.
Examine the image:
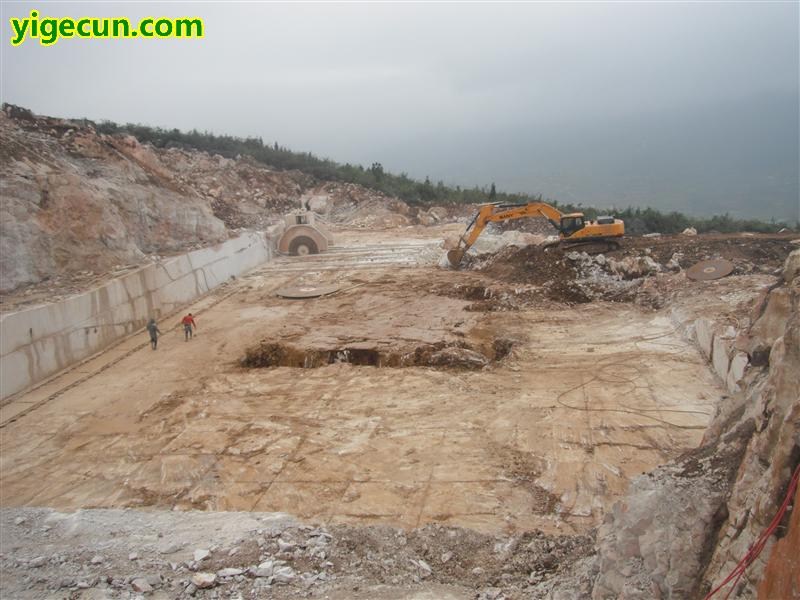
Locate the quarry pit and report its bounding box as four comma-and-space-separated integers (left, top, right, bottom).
2, 107, 798, 600
2, 227, 798, 599
1, 228, 726, 535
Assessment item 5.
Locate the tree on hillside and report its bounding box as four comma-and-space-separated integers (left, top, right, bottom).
370, 162, 384, 181
85, 115, 791, 234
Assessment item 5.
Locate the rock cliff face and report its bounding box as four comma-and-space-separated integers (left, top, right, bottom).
0, 105, 418, 295
0, 106, 227, 293
700, 251, 800, 597
592, 250, 800, 599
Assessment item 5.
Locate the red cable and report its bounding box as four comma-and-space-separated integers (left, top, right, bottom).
703, 463, 800, 600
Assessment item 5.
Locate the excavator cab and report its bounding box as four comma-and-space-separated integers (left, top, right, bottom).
559, 214, 586, 237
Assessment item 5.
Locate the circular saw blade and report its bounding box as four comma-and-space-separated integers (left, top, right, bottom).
686, 259, 734, 281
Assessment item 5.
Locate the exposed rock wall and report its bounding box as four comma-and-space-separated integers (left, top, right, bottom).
592, 250, 800, 599
0, 105, 435, 295
757, 484, 800, 598
0, 108, 228, 293
699, 250, 800, 597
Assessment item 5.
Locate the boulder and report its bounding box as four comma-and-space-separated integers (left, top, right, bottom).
593, 466, 728, 599
193, 549, 209, 562
782, 249, 800, 282
273, 566, 295, 584
191, 572, 216, 589
131, 578, 153, 593
307, 195, 329, 213
608, 256, 661, 279
249, 560, 274, 578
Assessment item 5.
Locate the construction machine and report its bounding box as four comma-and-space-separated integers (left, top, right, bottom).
276, 209, 334, 256
446, 202, 624, 268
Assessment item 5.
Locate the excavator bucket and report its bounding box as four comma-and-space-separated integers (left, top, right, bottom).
446, 248, 466, 269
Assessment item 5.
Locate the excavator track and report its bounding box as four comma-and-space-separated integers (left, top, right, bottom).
555, 239, 622, 255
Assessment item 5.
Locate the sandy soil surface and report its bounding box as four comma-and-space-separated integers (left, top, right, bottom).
1, 229, 723, 539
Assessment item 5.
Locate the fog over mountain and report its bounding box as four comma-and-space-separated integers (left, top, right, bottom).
376, 91, 799, 220
2, 2, 798, 220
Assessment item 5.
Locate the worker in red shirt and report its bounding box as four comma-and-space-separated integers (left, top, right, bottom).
181, 313, 197, 341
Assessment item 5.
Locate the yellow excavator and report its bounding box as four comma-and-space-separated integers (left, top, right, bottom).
446, 202, 624, 268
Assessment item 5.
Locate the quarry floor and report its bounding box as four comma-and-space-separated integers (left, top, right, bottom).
0, 229, 724, 537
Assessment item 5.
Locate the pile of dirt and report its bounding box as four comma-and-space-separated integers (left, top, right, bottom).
464, 245, 592, 304
620, 233, 796, 271
469, 245, 577, 287
457, 234, 798, 308
414, 204, 476, 226
430, 279, 557, 311
327, 523, 596, 595
240, 338, 513, 370
325, 187, 414, 228
319, 185, 474, 229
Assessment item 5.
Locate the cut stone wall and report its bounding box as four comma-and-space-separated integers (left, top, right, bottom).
690, 318, 749, 394
0, 232, 271, 399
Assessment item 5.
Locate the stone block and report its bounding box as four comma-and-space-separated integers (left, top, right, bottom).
695, 318, 714, 360
712, 335, 732, 384
726, 352, 749, 393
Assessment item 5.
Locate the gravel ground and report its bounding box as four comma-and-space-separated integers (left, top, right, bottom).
0, 507, 596, 600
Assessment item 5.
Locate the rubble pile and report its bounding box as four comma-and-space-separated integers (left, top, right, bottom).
464, 244, 643, 304
619, 233, 794, 270
462, 233, 797, 307
321, 181, 415, 228
0, 508, 595, 600
414, 204, 474, 226
156, 150, 313, 229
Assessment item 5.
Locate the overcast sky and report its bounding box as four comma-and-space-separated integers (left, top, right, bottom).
1, 2, 798, 219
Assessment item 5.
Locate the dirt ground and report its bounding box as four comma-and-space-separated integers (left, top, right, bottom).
1, 228, 726, 539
